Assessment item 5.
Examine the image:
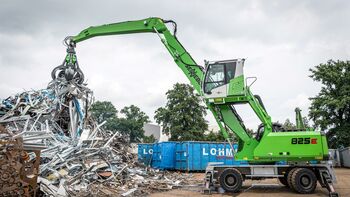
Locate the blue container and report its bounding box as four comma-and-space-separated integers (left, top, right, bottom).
175, 141, 246, 171
138, 141, 249, 171
152, 142, 176, 170
137, 143, 154, 166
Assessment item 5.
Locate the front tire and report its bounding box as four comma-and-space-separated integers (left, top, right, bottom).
290, 168, 317, 194
219, 168, 243, 193
287, 168, 297, 188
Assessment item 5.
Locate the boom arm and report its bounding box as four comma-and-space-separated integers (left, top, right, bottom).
69, 17, 252, 144
71, 17, 203, 93
65, 17, 261, 159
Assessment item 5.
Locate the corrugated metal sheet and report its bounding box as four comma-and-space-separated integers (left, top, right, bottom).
138, 141, 244, 171
152, 142, 176, 170
175, 141, 246, 171
340, 147, 350, 168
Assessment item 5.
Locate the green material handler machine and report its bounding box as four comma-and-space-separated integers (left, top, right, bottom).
56, 18, 338, 196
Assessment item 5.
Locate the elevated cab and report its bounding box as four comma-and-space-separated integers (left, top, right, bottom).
203, 59, 245, 100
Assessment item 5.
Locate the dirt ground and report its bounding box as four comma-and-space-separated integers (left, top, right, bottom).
150, 168, 350, 197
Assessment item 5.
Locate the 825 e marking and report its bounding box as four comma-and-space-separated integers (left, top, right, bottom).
291, 137, 317, 144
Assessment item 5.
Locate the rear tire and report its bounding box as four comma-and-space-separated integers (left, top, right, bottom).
219, 168, 243, 193
290, 168, 317, 194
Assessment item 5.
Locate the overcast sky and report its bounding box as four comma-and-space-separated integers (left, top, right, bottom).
1, 0, 349, 130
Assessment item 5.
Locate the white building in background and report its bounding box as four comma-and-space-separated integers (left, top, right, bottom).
143, 123, 169, 142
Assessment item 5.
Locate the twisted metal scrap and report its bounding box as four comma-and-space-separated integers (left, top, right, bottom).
0, 125, 41, 197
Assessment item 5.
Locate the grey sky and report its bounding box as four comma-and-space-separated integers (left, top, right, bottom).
1, 0, 349, 130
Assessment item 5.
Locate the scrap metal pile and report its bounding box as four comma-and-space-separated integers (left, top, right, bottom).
0, 125, 41, 196
0, 46, 198, 196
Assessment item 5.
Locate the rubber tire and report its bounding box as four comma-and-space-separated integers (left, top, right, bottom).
290, 168, 317, 194
219, 168, 243, 193
287, 168, 297, 188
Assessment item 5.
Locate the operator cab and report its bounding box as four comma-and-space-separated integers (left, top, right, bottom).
203, 59, 245, 99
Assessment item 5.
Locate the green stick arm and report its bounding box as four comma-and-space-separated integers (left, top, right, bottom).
295, 107, 305, 130
246, 88, 272, 135
72, 18, 164, 43
71, 17, 204, 93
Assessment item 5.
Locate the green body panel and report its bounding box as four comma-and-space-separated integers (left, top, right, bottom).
254, 132, 328, 161
228, 75, 245, 96
68, 17, 330, 162
321, 135, 329, 156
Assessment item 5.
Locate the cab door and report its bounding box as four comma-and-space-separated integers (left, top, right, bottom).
203, 63, 227, 98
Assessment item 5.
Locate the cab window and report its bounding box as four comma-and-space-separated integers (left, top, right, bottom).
225, 62, 236, 81
204, 64, 225, 93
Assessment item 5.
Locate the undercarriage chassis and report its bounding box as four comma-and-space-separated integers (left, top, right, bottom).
204, 163, 338, 197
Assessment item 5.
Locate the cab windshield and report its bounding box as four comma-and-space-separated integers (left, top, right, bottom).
204, 62, 237, 93
204, 64, 225, 93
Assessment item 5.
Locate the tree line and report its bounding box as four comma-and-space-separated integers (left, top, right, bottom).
90, 102, 152, 143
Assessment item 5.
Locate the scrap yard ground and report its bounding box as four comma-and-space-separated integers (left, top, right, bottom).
151, 168, 350, 197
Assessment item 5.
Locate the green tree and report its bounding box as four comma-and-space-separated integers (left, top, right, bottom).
309, 60, 350, 148
203, 128, 251, 142
90, 101, 150, 142
143, 134, 157, 143
118, 105, 150, 142
154, 83, 208, 141
281, 117, 311, 131
301, 117, 312, 129
283, 119, 296, 130
90, 101, 118, 129
204, 130, 226, 142
204, 130, 237, 142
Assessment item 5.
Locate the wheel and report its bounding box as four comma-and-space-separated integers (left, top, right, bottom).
278, 177, 288, 186
219, 168, 243, 193
329, 192, 339, 197
287, 168, 297, 188
290, 168, 317, 194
